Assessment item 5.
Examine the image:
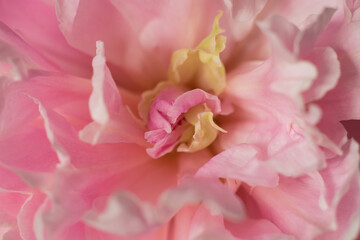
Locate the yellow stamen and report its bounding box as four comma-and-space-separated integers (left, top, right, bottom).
168, 11, 226, 95
138, 11, 227, 123
177, 104, 226, 153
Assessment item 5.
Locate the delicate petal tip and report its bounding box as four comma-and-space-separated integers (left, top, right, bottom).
30, 97, 71, 167
80, 42, 145, 145
95, 41, 105, 59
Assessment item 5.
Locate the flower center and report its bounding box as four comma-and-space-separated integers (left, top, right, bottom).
138, 12, 227, 158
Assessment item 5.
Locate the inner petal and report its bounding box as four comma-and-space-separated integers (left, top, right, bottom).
144, 87, 223, 158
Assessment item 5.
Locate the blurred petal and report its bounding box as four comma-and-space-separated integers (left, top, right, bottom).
245, 140, 360, 240
84, 178, 245, 237
0, 0, 91, 76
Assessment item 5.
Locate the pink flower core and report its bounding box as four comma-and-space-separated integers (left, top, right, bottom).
145, 87, 224, 158
141, 12, 227, 158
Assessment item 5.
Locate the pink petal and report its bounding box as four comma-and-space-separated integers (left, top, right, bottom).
317, 175, 360, 240
0, 73, 92, 140
225, 219, 294, 240
188, 206, 239, 240
267, 131, 327, 177
223, 0, 267, 42
147, 86, 183, 131
0, 126, 58, 172
257, 15, 299, 56
33, 98, 150, 171
2, 229, 22, 240
18, 193, 46, 240
261, 0, 338, 28
244, 140, 360, 239
55, 0, 159, 90
84, 178, 245, 237
29, 104, 179, 239
317, 22, 360, 121
145, 123, 188, 159
302, 47, 340, 102
79, 41, 145, 145
167, 89, 222, 124
0, 164, 29, 192
0, 0, 91, 76
196, 144, 279, 187
296, 8, 336, 56
0, 192, 29, 225
0, 22, 60, 72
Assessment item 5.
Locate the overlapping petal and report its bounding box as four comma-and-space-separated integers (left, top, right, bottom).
0, 1, 359, 239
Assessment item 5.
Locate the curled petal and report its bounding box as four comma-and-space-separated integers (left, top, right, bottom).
168, 88, 222, 123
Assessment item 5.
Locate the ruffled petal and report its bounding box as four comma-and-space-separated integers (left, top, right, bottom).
84, 178, 245, 237
243, 140, 360, 240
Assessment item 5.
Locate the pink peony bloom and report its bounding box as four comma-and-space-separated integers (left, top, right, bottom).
0, 0, 360, 239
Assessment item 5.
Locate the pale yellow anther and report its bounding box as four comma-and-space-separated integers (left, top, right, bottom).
168, 11, 226, 95
138, 11, 227, 123
177, 105, 226, 153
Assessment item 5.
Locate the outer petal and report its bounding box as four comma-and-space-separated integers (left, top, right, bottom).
302, 47, 340, 102
84, 178, 245, 237
33, 98, 150, 171
317, 21, 360, 121
0, 192, 30, 239
223, 0, 268, 41
189, 206, 294, 240
222, 9, 344, 177
188, 206, 239, 240
196, 144, 279, 187
243, 140, 360, 239
259, 0, 338, 28
317, 176, 360, 240
30, 102, 180, 240
0, 22, 60, 73
0, 164, 29, 192
55, 0, 162, 90
0, 126, 58, 172
225, 219, 295, 240
17, 193, 46, 240
0, 0, 91, 76
0, 73, 92, 140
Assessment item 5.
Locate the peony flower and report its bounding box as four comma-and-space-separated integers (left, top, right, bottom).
0, 0, 360, 239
